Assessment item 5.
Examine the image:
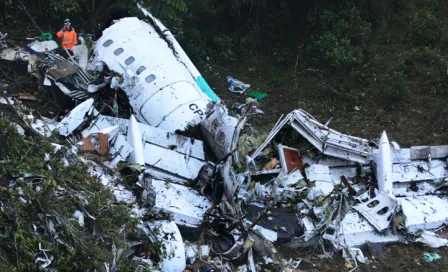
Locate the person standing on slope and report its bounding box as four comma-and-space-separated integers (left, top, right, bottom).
57, 19, 77, 55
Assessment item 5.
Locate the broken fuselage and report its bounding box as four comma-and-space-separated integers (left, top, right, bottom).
92, 17, 216, 132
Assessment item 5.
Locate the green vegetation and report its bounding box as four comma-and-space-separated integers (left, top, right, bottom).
0, 113, 138, 270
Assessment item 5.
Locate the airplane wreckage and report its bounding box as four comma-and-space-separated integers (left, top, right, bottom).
1, 4, 448, 272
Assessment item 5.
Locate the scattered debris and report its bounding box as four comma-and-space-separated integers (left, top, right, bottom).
247, 92, 267, 101
423, 252, 441, 262
227, 76, 251, 94
417, 231, 448, 248
2, 3, 448, 271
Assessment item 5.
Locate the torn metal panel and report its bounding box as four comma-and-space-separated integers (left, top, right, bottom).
246, 113, 292, 166
127, 115, 144, 165
328, 166, 369, 185
0, 96, 14, 105
109, 134, 133, 167
352, 192, 398, 231
410, 145, 448, 160
290, 109, 370, 163
28, 40, 58, 52
306, 147, 411, 167
0, 48, 26, 61
323, 211, 401, 248
89, 115, 205, 160
247, 109, 370, 167
281, 170, 305, 187
301, 154, 358, 168
144, 168, 188, 184
278, 144, 303, 174
392, 160, 448, 182
306, 165, 334, 197
152, 179, 211, 228
201, 104, 246, 160
143, 143, 205, 180
399, 196, 448, 233
56, 98, 96, 136
392, 181, 441, 197
376, 131, 393, 194
370, 148, 412, 164
93, 17, 212, 131
221, 161, 238, 203
47, 58, 80, 79
244, 220, 278, 242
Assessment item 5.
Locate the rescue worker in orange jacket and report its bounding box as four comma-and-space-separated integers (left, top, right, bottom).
56, 19, 77, 52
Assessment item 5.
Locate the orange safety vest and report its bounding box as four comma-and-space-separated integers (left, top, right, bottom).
57, 28, 78, 50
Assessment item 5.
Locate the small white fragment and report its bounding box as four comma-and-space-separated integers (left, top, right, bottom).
10, 122, 25, 136
200, 245, 209, 257
416, 231, 448, 248
0, 97, 14, 105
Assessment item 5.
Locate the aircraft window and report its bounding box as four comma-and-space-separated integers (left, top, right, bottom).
136, 66, 146, 75
113, 48, 124, 56
102, 39, 113, 47
125, 57, 135, 65
145, 74, 156, 83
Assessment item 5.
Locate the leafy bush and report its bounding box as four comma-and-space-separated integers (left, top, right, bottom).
212, 34, 237, 61
312, 33, 364, 67
306, 4, 371, 69
409, 10, 438, 45
378, 72, 409, 103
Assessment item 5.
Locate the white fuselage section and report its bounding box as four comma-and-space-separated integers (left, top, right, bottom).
93, 17, 211, 132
